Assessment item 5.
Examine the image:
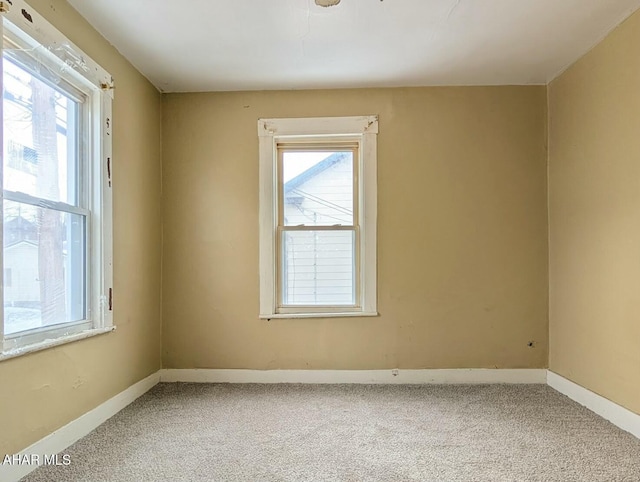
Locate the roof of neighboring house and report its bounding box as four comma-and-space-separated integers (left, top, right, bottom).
284, 152, 347, 194
4, 216, 36, 229
5, 240, 39, 250
4, 216, 39, 248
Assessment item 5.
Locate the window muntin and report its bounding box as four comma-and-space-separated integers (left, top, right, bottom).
277, 145, 359, 309
258, 116, 378, 319
0, 0, 113, 358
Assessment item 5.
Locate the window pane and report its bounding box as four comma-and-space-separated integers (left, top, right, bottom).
3, 200, 86, 335
282, 230, 355, 306
3, 56, 79, 205
282, 151, 353, 226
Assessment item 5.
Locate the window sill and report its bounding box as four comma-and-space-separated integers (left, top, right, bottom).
260, 312, 379, 320
0, 326, 115, 362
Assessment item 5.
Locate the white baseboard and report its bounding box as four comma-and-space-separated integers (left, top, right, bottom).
547, 371, 640, 440
159, 368, 547, 384
1, 371, 160, 482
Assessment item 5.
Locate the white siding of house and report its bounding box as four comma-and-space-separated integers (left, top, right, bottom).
4, 243, 40, 304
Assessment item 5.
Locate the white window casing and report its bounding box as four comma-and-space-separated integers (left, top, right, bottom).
258, 116, 378, 319
0, 0, 114, 360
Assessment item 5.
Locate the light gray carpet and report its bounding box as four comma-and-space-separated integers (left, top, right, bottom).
24, 383, 640, 481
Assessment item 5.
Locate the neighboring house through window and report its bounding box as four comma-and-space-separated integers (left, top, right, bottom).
258, 116, 378, 318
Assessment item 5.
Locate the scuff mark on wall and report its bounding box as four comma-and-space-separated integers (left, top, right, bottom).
21, 7, 32, 22
72, 377, 86, 389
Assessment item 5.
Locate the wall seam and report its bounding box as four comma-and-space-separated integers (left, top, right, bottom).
545, 82, 551, 370
159, 95, 165, 369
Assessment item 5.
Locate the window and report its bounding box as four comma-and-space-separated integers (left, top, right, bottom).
0, 0, 113, 359
258, 116, 378, 318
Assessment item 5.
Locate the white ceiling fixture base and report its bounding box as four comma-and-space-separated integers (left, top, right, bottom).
315, 0, 341, 6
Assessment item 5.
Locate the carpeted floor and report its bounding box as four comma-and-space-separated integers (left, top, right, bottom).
23, 383, 640, 481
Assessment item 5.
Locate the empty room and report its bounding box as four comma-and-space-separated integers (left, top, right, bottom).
1, 0, 640, 480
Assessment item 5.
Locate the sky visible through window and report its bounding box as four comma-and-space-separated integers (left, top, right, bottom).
282, 152, 328, 183
3, 58, 71, 203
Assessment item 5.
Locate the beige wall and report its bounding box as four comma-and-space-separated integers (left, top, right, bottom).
548, 11, 640, 415
162, 86, 548, 370
0, 0, 163, 455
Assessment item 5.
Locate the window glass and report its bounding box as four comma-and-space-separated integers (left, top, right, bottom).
282, 229, 355, 306
2, 49, 87, 338
282, 151, 353, 226
3, 55, 80, 205
3, 201, 86, 335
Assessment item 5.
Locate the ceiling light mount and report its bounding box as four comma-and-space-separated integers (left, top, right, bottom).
315, 0, 340, 7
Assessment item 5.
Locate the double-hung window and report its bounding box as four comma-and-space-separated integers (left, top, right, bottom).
0, 0, 113, 359
258, 116, 378, 318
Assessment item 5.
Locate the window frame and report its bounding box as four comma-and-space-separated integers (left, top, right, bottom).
258, 116, 378, 319
0, 0, 114, 360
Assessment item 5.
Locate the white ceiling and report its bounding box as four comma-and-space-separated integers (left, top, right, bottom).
67, 0, 640, 93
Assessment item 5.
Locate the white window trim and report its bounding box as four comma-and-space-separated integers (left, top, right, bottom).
0, 0, 114, 359
258, 116, 378, 319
